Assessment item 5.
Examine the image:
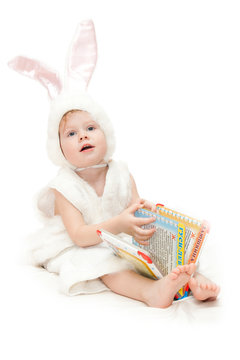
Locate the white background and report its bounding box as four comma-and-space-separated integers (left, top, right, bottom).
1, 0, 239, 358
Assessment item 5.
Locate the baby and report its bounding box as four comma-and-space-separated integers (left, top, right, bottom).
9, 20, 219, 308
49, 108, 219, 308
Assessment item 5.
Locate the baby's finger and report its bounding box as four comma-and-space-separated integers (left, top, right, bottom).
135, 216, 156, 227
129, 203, 144, 214
133, 232, 151, 243
136, 239, 150, 246
134, 230, 154, 240
134, 226, 156, 237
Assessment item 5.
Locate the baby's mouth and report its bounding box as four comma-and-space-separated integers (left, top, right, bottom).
80, 144, 95, 152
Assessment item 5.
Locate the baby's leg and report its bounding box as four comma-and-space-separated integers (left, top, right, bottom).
188, 272, 220, 301
101, 264, 196, 308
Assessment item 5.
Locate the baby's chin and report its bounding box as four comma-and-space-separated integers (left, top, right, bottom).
63, 150, 108, 170
73, 160, 107, 170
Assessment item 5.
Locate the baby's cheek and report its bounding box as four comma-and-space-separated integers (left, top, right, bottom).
60, 140, 75, 159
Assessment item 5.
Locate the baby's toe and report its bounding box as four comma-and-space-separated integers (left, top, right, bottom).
172, 267, 180, 275
189, 277, 199, 290
187, 263, 196, 275
200, 283, 207, 290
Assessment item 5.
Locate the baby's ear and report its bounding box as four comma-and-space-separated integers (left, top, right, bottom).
65, 19, 97, 91
8, 56, 62, 99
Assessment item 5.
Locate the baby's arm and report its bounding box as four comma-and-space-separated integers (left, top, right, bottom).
54, 189, 122, 247
53, 180, 156, 247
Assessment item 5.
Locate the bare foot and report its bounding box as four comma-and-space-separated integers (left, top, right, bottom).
144, 263, 196, 308
188, 272, 220, 301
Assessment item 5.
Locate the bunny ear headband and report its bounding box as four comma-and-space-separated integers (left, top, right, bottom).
8, 20, 115, 169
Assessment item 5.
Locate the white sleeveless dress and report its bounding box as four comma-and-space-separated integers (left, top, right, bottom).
29, 160, 133, 295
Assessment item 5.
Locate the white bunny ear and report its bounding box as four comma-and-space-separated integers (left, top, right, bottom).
8, 56, 62, 99
66, 19, 97, 90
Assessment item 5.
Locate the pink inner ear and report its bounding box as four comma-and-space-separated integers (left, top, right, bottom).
68, 20, 97, 89
8, 56, 62, 99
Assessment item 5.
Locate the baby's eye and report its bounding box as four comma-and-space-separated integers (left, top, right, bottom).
68, 131, 77, 137
87, 126, 95, 131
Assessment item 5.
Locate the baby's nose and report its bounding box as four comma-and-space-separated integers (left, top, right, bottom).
79, 133, 89, 141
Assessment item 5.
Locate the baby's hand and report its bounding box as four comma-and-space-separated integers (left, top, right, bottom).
119, 203, 156, 245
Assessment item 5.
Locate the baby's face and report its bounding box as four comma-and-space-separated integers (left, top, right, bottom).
59, 110, 107, 168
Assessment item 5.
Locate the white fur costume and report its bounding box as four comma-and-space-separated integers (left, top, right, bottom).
29, 160, 133, 295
